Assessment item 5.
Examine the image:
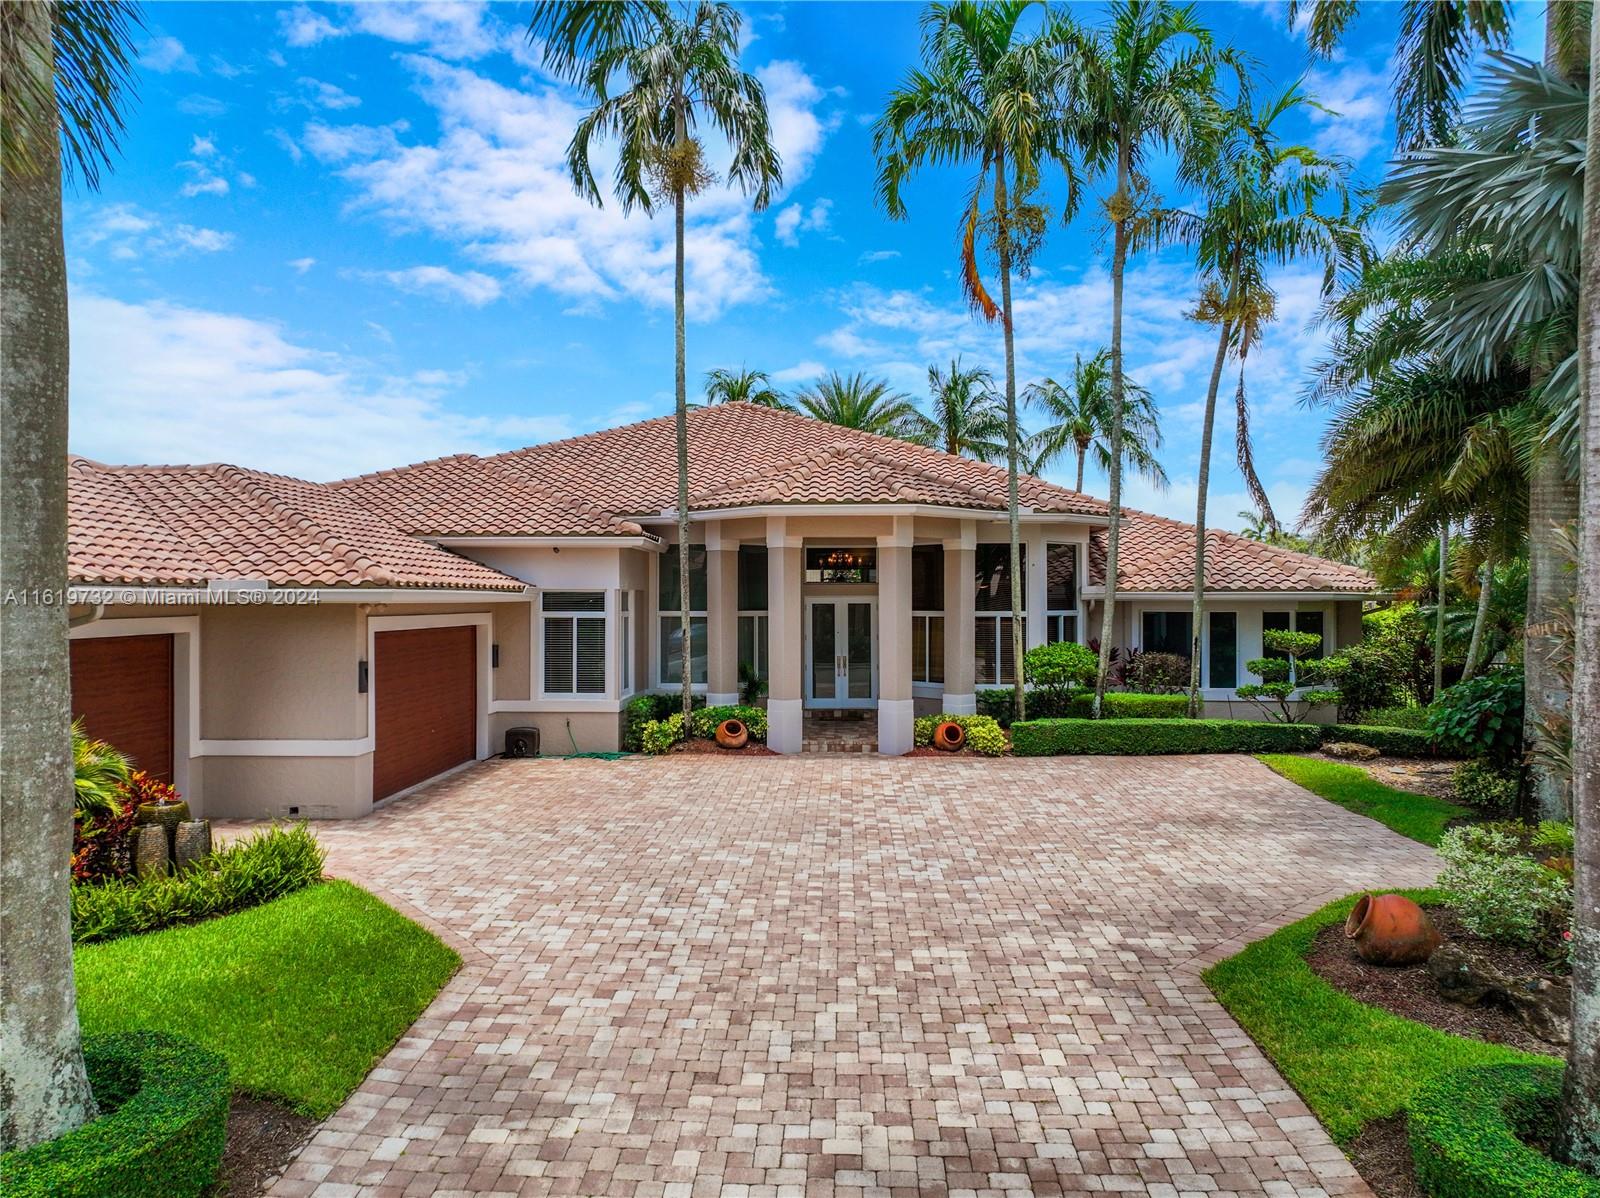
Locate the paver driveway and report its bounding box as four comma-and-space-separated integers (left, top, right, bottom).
266, 755, 1439, 1198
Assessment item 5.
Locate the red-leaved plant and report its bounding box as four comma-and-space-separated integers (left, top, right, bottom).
71, 771, 182, 883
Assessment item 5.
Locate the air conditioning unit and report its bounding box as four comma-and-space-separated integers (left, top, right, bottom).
504, 726, 540, 758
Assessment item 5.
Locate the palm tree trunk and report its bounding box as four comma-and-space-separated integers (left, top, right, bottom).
1187, 316, 1232, 718
1074, 445, 1085, 494
1461, 560, 1493, 682
1433, 524, 1448, 701
1556, 3, 1600, 1168
0, 0, 99, 1151
1093, 146, 1132, 717
673, 105, 692, 722
994, 159, 1024, 724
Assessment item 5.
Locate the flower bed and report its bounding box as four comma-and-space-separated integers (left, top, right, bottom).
910, 713, 1006, 756
639, 704, 767, 755
0, 1031, 230, 1198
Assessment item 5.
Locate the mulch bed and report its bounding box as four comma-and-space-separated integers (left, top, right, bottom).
1305, 752, 1461, 802
1348, 1115, 1425, 1198
215, 1094, 317, 1196
1305, 907, 1564, 1057
669, 739, 777, 756
904, 746, 992, 758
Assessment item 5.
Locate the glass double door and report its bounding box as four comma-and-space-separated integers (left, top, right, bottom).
805, 598, 875, 707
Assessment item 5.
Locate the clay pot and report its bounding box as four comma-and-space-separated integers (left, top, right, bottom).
1344, 893, 1442, 965
715, 719, 749, 750
932, 721, 966, 753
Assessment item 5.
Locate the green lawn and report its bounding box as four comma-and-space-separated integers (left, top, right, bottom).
1202, 891, 1552, 1145
75, 880, 459, 1117
1257, 753, 1470, 846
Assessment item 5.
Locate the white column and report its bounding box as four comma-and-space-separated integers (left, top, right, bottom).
1024, 526, 1047, 651
876, 516, 915, 754
705, 523, 739, 705
765, 516, 803, 753
941, 522, 977, 714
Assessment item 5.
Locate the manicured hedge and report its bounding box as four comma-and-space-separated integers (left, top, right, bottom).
72, 823, 324, 944
0, 1031, 229, 1198
977, 688, 1187, 725
1323, 723, 1446, 757
1011, 717, 1321, 756
1408, 1064, 1600, 1198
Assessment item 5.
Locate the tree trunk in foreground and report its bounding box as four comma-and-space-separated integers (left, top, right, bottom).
1557, 7, 1599, 1169
995, 161, 1024, 724
673, 106, 693, 722
1187, 316, 1232, 718
1434, 524, 1449, 702
1092, 147, 1132, 716
0, 0, 100, 1152
1462, 560, 1493, 682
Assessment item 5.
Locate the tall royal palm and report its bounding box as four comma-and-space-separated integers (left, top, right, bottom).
1173, 85, 1352, 714
1024, 350, 1166, 493
1063, 0, 1219, 715
531, 1, 781, 721
703, 366, 787, 407
915, 358, 1007, 461
792, 372, 925, 439
875, 0, 1077, 722
1, 0, 141, 1151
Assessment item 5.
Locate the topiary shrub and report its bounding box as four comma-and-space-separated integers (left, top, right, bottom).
1021, 641, 1097, 709
690, 704, 768, 742
71, 823, 325, 944
1408, 1063, 1600, 1198
1011, 718, 1320, 756
1453, 759, 1522, 816
1429, 668, 1524, 765
1319, 724, 1443, 757
1237, 629, 1341, 722
912, 714, 1006, 756
0, 1031, 230, 1198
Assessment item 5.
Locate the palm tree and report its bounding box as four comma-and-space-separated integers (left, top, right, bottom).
2, 0, 142, 1152
791, 372, 926, 439
1169, 85, 1353, 713
702, 366, 788, 407
875, 0, 1077, 723
915, 358, 1007, 461
1062, 0, 1221, 716
531, 1, 782, 722
1288, 0, 1511, 150
1024, 351, 1167, 492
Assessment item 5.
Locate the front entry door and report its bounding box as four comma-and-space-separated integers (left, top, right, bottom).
805, 598, 876, 708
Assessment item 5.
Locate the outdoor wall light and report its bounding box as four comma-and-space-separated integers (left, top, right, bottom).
492, 643, 500, 668
357, 659, 369, 694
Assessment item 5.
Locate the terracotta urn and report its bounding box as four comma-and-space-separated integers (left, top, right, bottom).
932, 721, 967, 753
715, 719, 749, 750
1344, 893, 1442, 965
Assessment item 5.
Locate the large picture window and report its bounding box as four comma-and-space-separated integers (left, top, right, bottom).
543, 591, 606, 695
659, 545, 707, 685
1141, 610, 1192, 658
1045, 543, 1078, 644
974, 544, 1024, 686
912, 544, 944, 685
1208, 611, 1237, 688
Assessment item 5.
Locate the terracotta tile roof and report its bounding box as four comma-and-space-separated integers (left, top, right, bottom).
68, 458, 526, 591
1087, 508, 1374, 593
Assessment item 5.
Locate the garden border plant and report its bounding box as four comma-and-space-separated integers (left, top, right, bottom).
638, 703, 768, 755
0, 1031, 230, 1198
911, 713, 1005, 756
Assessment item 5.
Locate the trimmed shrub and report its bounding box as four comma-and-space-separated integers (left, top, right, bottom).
622, 692, 705, 752
690, 704, 767, 742
639, 712, 687, 755
1429, 668, 1524, 765
1359, 703, 1435, 730
912, 714, 1006, 756
1436, 823, 1572, 949
1321, 723, 1443, 757
0, 1031, 230, 1198
1124, 649, 1191, 693
1022, 641, 1098, 711
71, 823, 325, 945
1011, 718, 1320, 756
1453, 759, 1522, 815
1408, 1064, 1599, 1198
1064, 692, 1189, 719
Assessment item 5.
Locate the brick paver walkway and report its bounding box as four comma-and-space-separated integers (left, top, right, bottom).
264, 755, 1438, 1198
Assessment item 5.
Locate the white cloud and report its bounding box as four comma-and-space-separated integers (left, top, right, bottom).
774, 198, 832, 247
170, 226, 235, 253
141, 36, 196, 74
287, 256, 317, 274
72, 202, 234, 259
177, 94, 228, 118
279, 1, 511, 60
770, 360, 828, 384
362, 264, 503, 306
1304, 60, 1390, 162
309, 54, 835, 321
179, 171, 228, 198
858, 249, 900, 264
190, 134, 217, 157
279, 5, 344, 48
294, 76, 362, 110
270, 127, 305, 164
68, 293, 572, 479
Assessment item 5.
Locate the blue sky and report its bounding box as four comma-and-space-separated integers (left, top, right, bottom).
66, 0, 1547, 530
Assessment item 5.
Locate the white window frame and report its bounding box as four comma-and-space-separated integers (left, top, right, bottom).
655, 546, 708, 690
911, 612, 944, 685
619, 591, 632, 695
541, 591, 608, 698
974, 614, 1026, 687
737, 610, 768, 683
1043, 542, 1081, 645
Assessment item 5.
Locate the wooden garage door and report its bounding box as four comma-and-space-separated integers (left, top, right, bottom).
70, 635, 175, 782
373, 626, 476, 802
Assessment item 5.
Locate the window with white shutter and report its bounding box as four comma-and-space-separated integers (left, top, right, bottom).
542, 592, 606, 696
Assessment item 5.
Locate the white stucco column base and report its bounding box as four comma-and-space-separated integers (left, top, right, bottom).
767, 698, 803, 753
940, 692, 977, 715
706, 692, 739, 707
877, 698, 914, 755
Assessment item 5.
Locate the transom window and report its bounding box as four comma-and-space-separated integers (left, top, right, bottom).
805, 546, 876, 583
